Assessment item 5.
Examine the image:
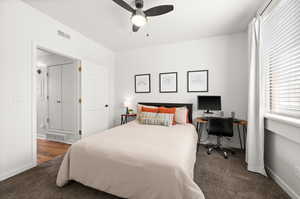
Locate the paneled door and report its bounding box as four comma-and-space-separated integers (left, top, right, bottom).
48, 65, 62, 130
81, 61, 109, 137
47, 63, 78, 133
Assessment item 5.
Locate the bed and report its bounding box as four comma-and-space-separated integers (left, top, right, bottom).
56, 103, 205, 199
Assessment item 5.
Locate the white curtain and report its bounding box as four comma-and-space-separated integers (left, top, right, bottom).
246, 16, 267, 176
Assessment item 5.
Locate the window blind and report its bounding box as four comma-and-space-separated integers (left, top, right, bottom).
262, 0, 300, 118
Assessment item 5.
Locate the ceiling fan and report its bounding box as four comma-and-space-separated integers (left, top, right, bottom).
112, 0, 174, 32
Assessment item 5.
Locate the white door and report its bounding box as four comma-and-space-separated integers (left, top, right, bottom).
47, 63, 79, 133
61, 63, 78, 132
48, 66, 62, 130
81, 61, 109, 137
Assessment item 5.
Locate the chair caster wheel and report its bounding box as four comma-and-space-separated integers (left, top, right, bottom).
223, 152, 228, 159
207, 148, 213, 155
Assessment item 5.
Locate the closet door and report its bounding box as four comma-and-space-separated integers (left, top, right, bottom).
47, 66, 62, 130
81, 61, 109, 137
61, 63, 78, 132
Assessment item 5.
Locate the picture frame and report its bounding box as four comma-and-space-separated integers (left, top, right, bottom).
135, 74, 151, 93
159, 72, 178, 93
187, 70, 209, 92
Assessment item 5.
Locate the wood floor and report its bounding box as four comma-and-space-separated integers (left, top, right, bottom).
37, 139, 70, 164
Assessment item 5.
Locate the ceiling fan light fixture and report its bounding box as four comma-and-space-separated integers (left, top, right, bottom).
131, 10, 147, 27
112, 0, 174, 32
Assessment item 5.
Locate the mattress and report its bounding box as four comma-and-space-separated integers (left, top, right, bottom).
57, 121, 205, 199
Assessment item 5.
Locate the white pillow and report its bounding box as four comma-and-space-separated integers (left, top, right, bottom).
175, 107, 188, 124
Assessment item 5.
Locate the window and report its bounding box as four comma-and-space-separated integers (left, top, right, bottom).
262, 0, 300, 118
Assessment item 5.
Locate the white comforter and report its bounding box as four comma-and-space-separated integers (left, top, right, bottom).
57, 121, 205, 199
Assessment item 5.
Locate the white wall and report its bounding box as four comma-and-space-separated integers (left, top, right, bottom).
265, 120, 300, 199
36, 66, 48, 137
0, 0, 115, 180
115, 32, 249, 148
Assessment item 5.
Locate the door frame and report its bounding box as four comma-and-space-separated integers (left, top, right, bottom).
31, 41, 82, 165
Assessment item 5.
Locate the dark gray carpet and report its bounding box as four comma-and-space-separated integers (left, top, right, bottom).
0, 145, 290, 199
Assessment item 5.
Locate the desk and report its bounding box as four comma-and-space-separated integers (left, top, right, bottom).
196, 117, 247, 151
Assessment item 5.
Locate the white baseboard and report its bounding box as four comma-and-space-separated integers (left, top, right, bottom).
0, 162, 36, 181
37, 132, 77, 144
266, 167, 300, 199
44, 137, 74, 145
37, 133, 46, 139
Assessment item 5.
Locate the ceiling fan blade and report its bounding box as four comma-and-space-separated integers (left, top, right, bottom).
132, 25, 140, 32
112, 0, 135, 13
144, 5, 174, 17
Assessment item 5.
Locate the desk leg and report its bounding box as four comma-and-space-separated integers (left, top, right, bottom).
242, 126, 247, 151
237, 125, 243, 151
196, 123, 201, 153
199, 123, 203, 144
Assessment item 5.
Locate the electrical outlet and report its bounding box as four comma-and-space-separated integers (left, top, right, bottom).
295, 166, 300, 178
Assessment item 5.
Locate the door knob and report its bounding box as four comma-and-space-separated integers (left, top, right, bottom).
105, 104, 109, 107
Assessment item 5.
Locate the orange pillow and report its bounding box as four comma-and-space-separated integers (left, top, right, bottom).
141, 106, 158, 113
158, 107, 176, 125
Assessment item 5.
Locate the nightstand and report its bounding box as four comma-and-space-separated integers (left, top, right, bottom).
121, 114, 137, 125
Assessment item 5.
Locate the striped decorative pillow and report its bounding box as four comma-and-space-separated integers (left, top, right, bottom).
137, 105, 158, 119
139, 112, 174, 127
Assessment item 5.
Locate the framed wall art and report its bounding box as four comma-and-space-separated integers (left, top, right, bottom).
187, 70, 208, 92
159, 72, 178, 93
135, 74, 151, 93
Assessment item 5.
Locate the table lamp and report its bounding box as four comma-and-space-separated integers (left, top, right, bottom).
123, 101, 130, 114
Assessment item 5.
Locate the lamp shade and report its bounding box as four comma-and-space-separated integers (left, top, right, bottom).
123, 101, 131, 107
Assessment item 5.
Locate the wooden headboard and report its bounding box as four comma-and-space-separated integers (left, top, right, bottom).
138, 102, 193, 123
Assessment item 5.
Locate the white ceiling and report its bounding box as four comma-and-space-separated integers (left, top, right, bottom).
23, 0, 264, 51
37, 48, 53, 57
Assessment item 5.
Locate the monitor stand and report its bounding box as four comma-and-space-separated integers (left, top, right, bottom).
204, 110, 214, 114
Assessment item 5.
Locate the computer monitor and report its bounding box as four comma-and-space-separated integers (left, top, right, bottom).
197, 96, 221, 114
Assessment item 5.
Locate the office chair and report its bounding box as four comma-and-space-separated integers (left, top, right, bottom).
207, 117, 235, 159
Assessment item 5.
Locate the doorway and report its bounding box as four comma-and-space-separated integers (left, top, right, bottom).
35, 48, 81, 164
